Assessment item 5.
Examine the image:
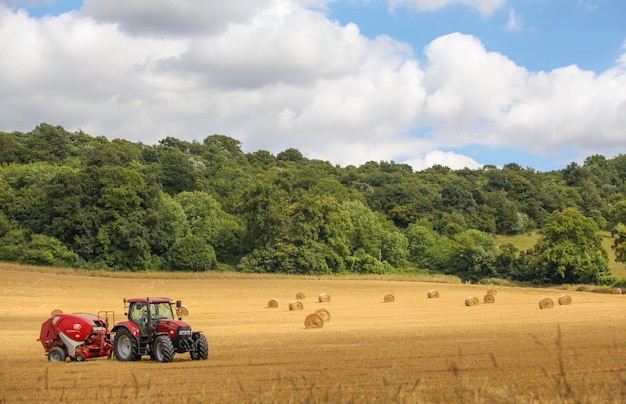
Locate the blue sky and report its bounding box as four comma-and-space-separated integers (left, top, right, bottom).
330, 1, 625, 73
1, 0, 625, 171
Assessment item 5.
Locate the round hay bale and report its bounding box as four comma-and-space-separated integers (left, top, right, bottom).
176, 305, 189, 317
318, 293, 331, 303
612, 287, 623, 295
51, 308, 63, 317
267, 298, 279, 308
427, 289, 439, 298
295, 292, 306, 300
315, 308, 330, 322
483, 294, 495, 304
558, 295, 572, 305
304, 313, 324, 329
538, 297, 554, 309
289, 300, 303, 310
465, 296, 479, 306
383, 293, 395, 303
486, 287, 497, 296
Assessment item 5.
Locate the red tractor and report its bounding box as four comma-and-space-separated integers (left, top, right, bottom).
38, 310, 115, 362
38, 297, 208, 363
111, 297, 209, 362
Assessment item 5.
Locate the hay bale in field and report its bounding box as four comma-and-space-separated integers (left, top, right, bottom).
176, 305, 189, 317
427, 289, 439, 298
612, 287, 622, 295
289, 300, 303, 310
383, 293, 395, 303
318, 293, 331, 303
296, 292, 306, 300
483, 294, 495, 304
465, 296, 479, 306
558, 295, 572, 305
538, 297, 554, 309
267, 298, 279, 308
315, 308, 330, 322
304, 313, 324, 329
50, 308, 63, 317
486, 287, 497, 296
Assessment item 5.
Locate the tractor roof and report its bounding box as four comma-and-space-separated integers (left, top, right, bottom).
125, 297, 172, 304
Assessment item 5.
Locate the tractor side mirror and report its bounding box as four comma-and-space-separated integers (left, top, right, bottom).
176, 300, 182, 308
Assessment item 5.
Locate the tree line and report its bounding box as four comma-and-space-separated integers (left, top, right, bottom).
1, 123, 625, 285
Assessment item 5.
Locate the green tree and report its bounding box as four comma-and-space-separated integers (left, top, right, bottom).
446, 229, 497, 282
20, 234, 82, 267
380, 230, 409, 268
612, 223, 626, 264
532, 208, 610, 284
405, 225, 438, 269
240, 182, 290, 250
144, 192, 190, 258
175, 191, 243, 263
167, 235, 217, 271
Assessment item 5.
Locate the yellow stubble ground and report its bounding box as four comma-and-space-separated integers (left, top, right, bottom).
1, 267, 625, 403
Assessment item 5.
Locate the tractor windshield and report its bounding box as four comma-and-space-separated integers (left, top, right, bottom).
150, 302, 174, 320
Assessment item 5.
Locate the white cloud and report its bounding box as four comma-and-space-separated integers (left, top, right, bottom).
506, 6, 522, 31
421, 32, 626, 156
0, 1, 625, 173
403, 150, 482, 171
385, 0, 506, 16
81, 0, 278, 36
423, 33, 528, 145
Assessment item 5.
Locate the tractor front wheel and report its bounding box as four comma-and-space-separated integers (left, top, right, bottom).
152, 335, 174, 363
190, 334, 209, 360
48, 347, 66, 362
114, 328, 140, 361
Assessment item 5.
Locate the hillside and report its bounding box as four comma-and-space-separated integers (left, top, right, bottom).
1, 124, 625, 285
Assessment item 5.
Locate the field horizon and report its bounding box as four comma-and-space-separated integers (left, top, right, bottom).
1, 263, 625, 403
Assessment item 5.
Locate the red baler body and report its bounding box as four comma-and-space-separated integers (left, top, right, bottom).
39, 312, 114, 361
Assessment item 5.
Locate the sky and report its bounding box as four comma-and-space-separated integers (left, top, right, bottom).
1, 0, 625, 171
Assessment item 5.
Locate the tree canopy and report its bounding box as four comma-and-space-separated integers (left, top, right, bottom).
0, 124, 625, 285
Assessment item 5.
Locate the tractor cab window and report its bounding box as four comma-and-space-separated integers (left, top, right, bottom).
129, 303, 148, 323
150, 302, 174, 320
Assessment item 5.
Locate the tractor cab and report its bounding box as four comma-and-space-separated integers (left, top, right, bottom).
127, 300, 175, 335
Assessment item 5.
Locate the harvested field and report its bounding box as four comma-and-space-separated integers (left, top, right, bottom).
1, 266, 626, 403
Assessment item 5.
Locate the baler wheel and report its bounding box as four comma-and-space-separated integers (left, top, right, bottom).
191, 334, 209, 360
153, 335, 175, 363
48, 347, 66, 362
114, 328, 140, 361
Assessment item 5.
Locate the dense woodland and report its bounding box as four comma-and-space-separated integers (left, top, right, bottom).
1, 124, 626, 286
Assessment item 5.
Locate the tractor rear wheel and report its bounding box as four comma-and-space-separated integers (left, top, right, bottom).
48, 347, 66, 362
190, 334, 209, 360
114, 328, 140, 361
152, 335, 174, 363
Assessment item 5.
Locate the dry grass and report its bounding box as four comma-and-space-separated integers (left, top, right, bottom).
2, 264, 626, 403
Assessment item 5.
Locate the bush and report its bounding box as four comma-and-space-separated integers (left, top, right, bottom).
167, 235, 217, 272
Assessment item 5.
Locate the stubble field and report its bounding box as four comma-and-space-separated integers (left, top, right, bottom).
1, 265, 625, 403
